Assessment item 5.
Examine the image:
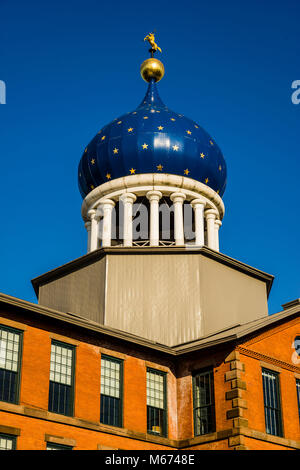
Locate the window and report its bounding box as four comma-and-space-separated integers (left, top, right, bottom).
48, 341, 75, 416
296, 379, 300, 421
100, 355, 123, 427
46, 442, 73, 450
0, 433, 16, 450
146, 368, 167, 437
0, 325, 22, 404
262, 368, 283, 437
193, 369, 215, 436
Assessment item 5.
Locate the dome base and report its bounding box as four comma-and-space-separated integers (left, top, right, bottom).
81, 174, 224, 253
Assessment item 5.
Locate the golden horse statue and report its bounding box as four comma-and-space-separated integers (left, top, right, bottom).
144, 32, 162, 53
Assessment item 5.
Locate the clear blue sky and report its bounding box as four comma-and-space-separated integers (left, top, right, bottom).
0, 0, 299, 314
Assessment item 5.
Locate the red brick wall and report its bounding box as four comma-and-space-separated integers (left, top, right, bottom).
0, 307, 299, 450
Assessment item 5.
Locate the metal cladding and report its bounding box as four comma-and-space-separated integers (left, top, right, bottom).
78, 79, 227, 198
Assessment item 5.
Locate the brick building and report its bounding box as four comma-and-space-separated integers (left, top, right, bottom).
0, 48, 299, 451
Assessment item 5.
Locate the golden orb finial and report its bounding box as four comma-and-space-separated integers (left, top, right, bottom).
140, 58, 165, 83
141, 32, 164, 83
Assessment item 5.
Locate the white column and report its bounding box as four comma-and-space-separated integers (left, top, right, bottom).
205, 209, 218, 249
191, 199, 205, 246
87, 209, 99, 252
214, 219, 222, 252
170, 192, 186, 246
146, 190, 162, 246
120, 193, 137, 247
85, 221, 91, 253
99, 199, 115, 248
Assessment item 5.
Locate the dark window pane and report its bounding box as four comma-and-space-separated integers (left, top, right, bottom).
0, 369, 17, 403
100, 395, 120, 426
193, 369, 215, 436
48, 381, 72, 416
262, 369, 283, 437
147, 406, 165, 435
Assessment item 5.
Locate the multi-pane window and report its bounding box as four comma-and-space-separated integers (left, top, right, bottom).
193, 369, 215, 436
262, 368, 283, 437
100, 355, 123, 427
296, 379, 300, 421
46, 442, 73, 450
0, 433, 16, 450
48, 341, 75, 416
0, 325, 22, 404
146, 368, 167, 437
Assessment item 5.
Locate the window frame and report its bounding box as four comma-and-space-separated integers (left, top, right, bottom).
192, 368, 216, 437
0, 324, 23, 405
0, 433, 17, 450
100, 354, 124, 428
46, 442, 73, 450
48, 339, 76, 417
296, 378, 300, 422
146, 367, 168, 438
261, 367, 283, 437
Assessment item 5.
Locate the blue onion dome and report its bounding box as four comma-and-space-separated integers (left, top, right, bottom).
78, 79, 227, 198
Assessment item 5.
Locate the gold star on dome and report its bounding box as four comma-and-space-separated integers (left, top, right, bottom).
132, 111, 137, 115
90, 184, 94, 189
143, 116, 148, 119
106, 173, 111, 180
113, 148, 119, 154
194, 125, 199, 129
219, 165, 222, 171
210, 140, 214, 145
84, 148, 87, 153
157, 126, 164, 131
200, 153, 205, 159
128, 128, 133, 132
205, 177, 209, 184
184, 169, 190, 175
91, 158, 95, 165
217, 189, 220, 194
170, 118, 176, 121
172, 144, 179, 151
150, 109, 155, 113
142, 143, 148, 149
186, 130, 192, 135
156, 110, 160, 113
129, 168, 136, 174
117, 121, 122, 125
157, 164, 163, 171
101, 135, 106, 141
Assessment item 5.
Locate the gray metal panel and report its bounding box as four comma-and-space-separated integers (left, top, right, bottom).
105, 254, 203, 346
198, 256, 269, 336
104, 253, 268, 346
39, 258, 106, 324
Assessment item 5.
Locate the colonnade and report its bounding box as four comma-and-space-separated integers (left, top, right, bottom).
85, 190, 222, 252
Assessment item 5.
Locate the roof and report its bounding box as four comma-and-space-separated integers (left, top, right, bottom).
0, 291, 298, 357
